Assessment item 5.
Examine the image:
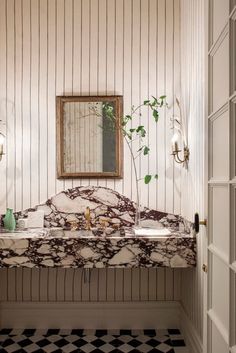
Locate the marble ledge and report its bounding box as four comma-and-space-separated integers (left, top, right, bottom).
0, 186, 197, 269
0, 227, 196, 269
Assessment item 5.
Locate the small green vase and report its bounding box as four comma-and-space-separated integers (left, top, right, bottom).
3, 208, 16, 231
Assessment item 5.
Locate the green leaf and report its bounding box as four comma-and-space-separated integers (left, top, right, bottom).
129, 128, 136, 133
127, 133, 132, 140
159, 95, 166, 100
125, 115, 132, 120
143, 100, 150, 105
143, 146, 150, 155
152, 109, 159, 122
136, 125, 146, 137
151, 96, 158, 106
144, 175, 152, 184
136, 125, 144, 132
137, 146, 144, 152
154, 174, 158, 179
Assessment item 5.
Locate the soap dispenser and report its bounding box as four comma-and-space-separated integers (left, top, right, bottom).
3, 208, 16, 231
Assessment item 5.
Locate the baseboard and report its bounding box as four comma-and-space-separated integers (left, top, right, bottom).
180, 305, 203, 353
0, 301, 180, 329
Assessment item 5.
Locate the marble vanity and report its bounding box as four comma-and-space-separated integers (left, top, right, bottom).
0, 186, 196, 269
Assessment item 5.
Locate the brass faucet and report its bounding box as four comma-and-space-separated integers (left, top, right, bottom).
99, 217, 110, 230
84, 206, 91, 230
68, 220, 78, 231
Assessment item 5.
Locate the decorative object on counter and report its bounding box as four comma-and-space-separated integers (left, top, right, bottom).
90, 95, 167, 228
27, 210, 44, 228
17, 218, 28, 230
121, 95, 167, 228
3, 208, 16, 231
84, 206, 92, 230
170, 97, 190, 166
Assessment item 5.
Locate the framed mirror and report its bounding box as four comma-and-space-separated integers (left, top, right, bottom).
56, 96, 123, 178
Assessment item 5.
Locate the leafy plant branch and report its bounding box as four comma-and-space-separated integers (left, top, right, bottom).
89, 95, 167, 225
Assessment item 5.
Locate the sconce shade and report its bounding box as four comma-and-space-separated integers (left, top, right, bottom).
0, 132, 5, 161
0, 132, 4, 145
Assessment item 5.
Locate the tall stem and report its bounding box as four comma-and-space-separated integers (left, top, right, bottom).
124, 136, 140, 226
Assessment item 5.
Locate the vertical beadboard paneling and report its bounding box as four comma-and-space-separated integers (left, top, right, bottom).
0, 0, 7, 213
0, 0, 183, 212
30, 0, 40, 207
180, 0, 205, 342
165, 0, 174, 214
0, 0, 197, 307
156, 0, 166, 211
6, 0, 15, 211
0, 0, 181, 212
48, 0, 57, 197
148, 0, 158, 210
122, 0, 132, 199
0, 268, 183, 303
39, 0, 49, 204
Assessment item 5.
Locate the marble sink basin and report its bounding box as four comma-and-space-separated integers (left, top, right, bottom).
134, 227, 171, 237
61, 229, 97, 238
0, 229, 48, 238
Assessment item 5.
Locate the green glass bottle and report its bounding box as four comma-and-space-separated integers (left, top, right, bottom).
3, 208, 16, 231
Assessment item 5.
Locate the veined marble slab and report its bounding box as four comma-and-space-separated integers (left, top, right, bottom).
0, 186, 196, 268
0, 227, 196, 268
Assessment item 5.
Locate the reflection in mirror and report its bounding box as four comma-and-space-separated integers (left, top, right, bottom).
56, 96, 123, 178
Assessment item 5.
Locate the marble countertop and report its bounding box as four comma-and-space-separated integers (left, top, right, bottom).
0, 226, 196, 268
0, 186, 196, 268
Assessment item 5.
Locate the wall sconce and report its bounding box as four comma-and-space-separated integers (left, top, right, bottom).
0, 119, 5, 161
171, 133, 190, 164
170, 97, 190, 166
0, 132, 5, 161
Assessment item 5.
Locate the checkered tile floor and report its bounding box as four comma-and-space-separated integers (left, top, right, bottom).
0, 329, 187, 353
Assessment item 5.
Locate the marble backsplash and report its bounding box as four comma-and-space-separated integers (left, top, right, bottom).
5, 186, 194, 233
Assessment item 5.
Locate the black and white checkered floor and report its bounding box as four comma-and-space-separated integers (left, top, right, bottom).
0, 329, 188, 353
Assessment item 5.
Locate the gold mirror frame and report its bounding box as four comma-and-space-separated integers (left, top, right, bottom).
56, 95, 123, 179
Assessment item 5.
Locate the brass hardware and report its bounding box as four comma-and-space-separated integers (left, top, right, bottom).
99, 217, 110, 230
199, 219, 207, 226
202, 264, 208, 273
0, 130, 5, 162
171, 145, 190, 164
112, 223, 120, 230
84, 207, 92, 230
68, 220, 78, 231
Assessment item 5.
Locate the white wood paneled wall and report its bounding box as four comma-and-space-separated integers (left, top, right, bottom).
180, 0, 205, 343
0, 0, 183, 304
0, 268, 181, 302
0, 0, 181, 214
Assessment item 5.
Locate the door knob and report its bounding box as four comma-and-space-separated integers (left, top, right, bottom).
194, 213, 207, 234
202, 264, 208, 273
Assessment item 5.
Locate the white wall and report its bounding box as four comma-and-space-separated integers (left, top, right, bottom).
0, 0, 181, 215
0, 0, 183, 305
180, 0, 205, 345
0, 0, 205, 339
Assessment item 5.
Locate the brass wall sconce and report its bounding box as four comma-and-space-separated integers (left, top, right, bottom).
171, 134, 190, 164
0, 131, 5, 161
170, 97, 189, 165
